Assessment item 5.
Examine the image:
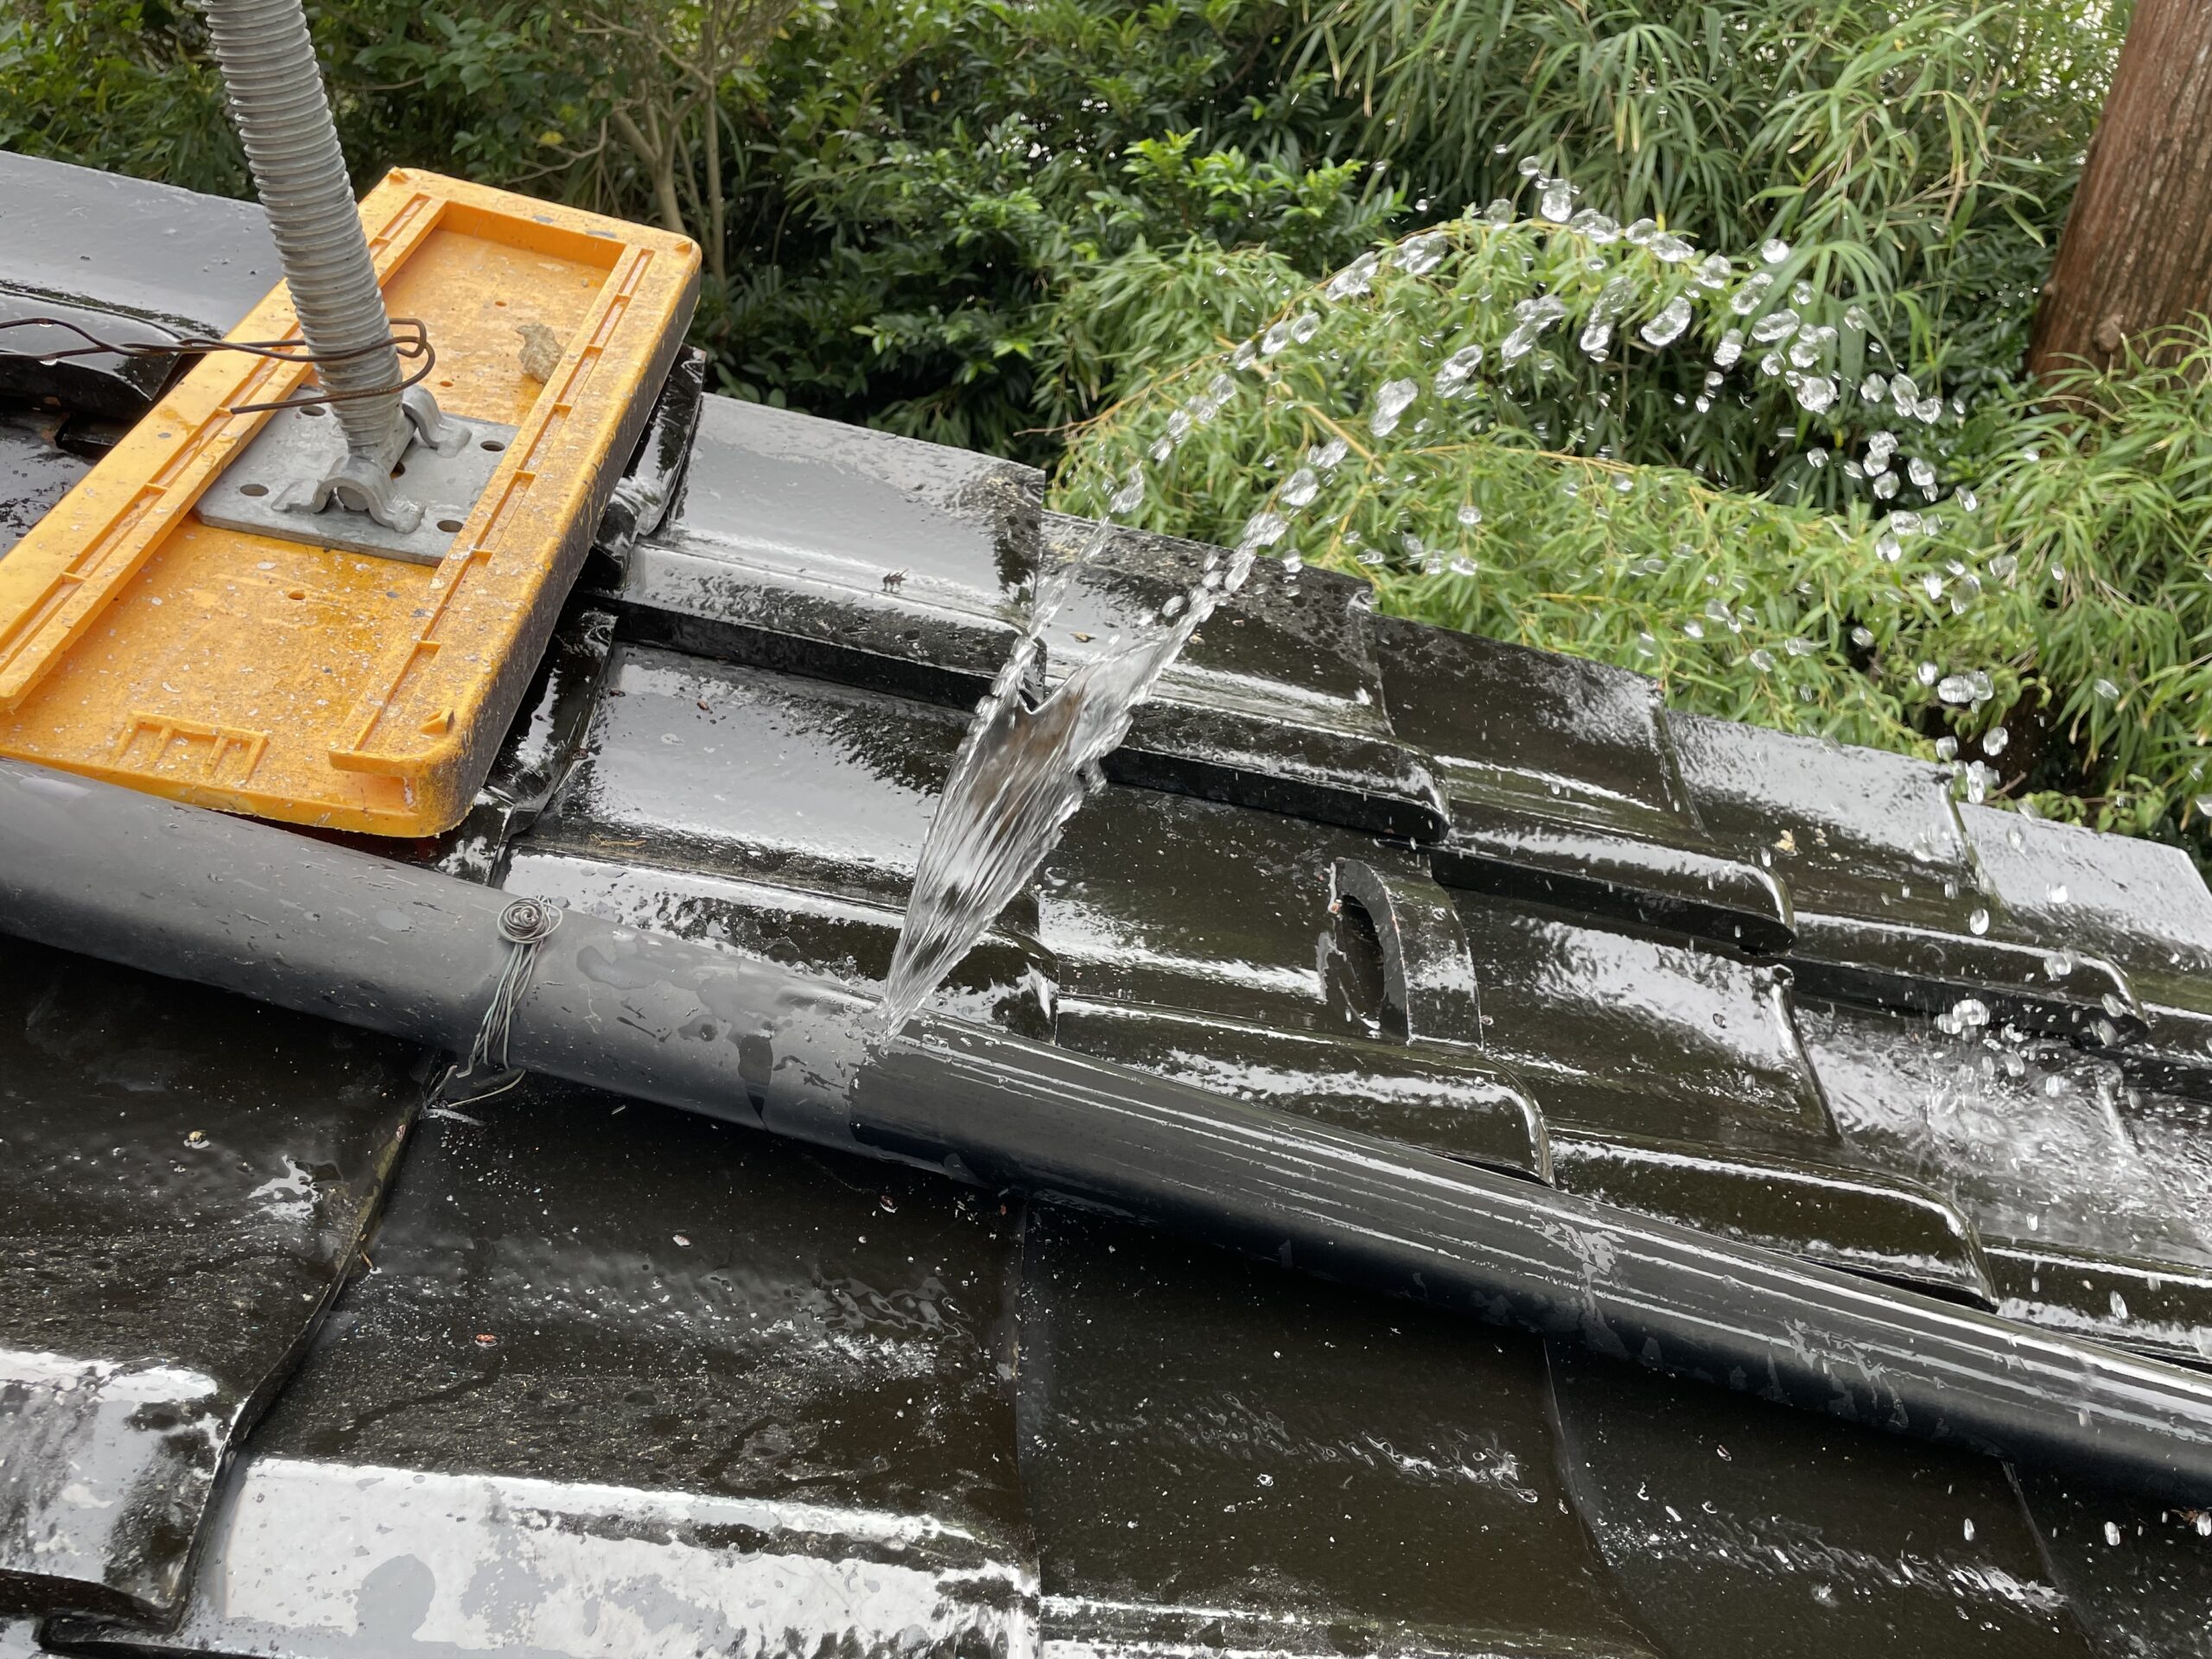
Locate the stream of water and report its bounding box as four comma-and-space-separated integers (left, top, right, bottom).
878, 162, 1985, 1033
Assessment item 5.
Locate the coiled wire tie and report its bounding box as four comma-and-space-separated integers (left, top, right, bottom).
434, 898, 561, 1105
0, 315, 438, 414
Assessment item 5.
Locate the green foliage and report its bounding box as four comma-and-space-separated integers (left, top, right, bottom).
0, 1, 241, 194
716, 0, 1396, 458
1057, 211, 2212, 849
10, 0, 2210, 852
1292, 1, 2122, 394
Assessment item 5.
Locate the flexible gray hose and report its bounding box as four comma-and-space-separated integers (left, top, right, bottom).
200, 0, 405, 461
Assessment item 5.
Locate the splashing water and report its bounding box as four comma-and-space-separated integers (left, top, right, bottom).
879, 513, 1263, 1032
880, 162, 2031, 1028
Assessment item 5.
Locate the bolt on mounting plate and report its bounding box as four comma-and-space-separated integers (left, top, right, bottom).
196, 404, 518, 565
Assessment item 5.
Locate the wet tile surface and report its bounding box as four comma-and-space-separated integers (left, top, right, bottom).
1549, 1344, 2100, 1659
1017, 1207, 1664, 1657
61, 1079, 1033, 1656
1039, 517, 1444, 838
535, 645, 983, 918
1452, 893, 1834, 1154
2018, 1471, 2212, 1659
14, 145, 2212, 1653
596, 395, 1039, 706
0, 150, 277, 337
0, 940, 419, 1620
0, 409, 92, 555
1036, 782, 1413, 1032
1796, 999, 2212, 1363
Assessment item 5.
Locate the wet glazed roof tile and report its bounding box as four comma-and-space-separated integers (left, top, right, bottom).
7, 147, 2212, 1656
0, 941, 419, 1621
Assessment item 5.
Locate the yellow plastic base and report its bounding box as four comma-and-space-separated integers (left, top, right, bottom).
0, 169, 699, 836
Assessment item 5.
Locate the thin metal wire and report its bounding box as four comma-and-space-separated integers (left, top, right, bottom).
431, 899, 561, 1106
0, 314, 437, 414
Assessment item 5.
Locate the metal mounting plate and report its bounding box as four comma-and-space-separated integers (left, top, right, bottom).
196, 404, 518, 565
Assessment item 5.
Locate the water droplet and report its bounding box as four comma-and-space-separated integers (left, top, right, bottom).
1517, 155, 1543, 177
1761, 238, 1791, 264
1794, 376, 1835, 414
1730, 271, 1776, 315
1309, 437, 1349, 470
1957, 487, 1980, 513
1851, 626, 1875, 647
1648, 232, 1695, 263
1540, 180, 1575, 221
2104, 1520, 2123, 1547
1751, 309, 1799, 344
673, 1232, 692, 1247
1937, 674, 1977, 705
1908, 456, 1936, 490
1579, 318, 1614, 356
1457, 503, 1483, 526
1983, 726, 2008, 756
1969, 907, 1990, 936
1433, 342, 1485, 395
2048, 883, 2069, 906
1281, 467, 1319, 507
1962, 1518, 1976, 1542
1396, 233, 1447, 276
1238, 511, 1288, 550
1714, 328, 1744, 368
2093, 677, 2120, 702
1639, 296, 1693, 346
185, 1129, 208, 1148
1749, 647, 1776, 671
1325, 251, 1382, 302
1370, 378, 1420, 437
1568, 208, 1621, 242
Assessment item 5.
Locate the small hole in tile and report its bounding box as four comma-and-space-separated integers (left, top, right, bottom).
436, 518, 464, 533
480, 439, 505, 453
239, 482, 269, 498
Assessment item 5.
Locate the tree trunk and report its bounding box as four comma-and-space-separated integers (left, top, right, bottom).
2027, 0, 2212, 379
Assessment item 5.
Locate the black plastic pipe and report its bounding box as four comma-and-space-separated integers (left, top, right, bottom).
4, 756, 2212, 1502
